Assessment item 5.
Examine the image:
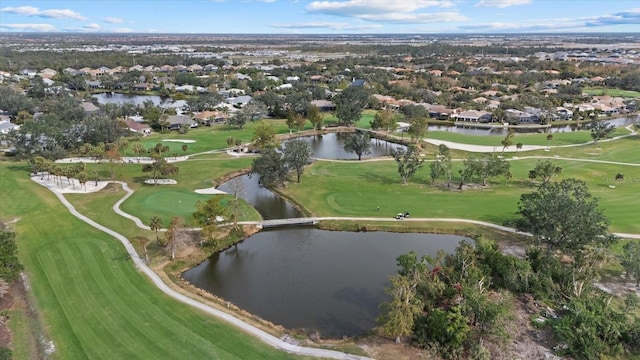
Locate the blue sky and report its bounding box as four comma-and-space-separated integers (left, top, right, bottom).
0, 0, 639, 34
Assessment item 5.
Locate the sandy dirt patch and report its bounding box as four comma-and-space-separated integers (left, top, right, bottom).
144, 179, 177, 185
194, 187, 227, 195
163, 139, 196, 143
32, 174, 110, 193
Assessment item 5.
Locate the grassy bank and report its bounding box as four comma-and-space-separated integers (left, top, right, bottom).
0, 163, 302, 360
283, 158, 640, 234
427, 127, 629, 147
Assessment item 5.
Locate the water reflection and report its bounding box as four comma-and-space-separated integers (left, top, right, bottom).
217, 174, 301, 220
286, 132, 404, 159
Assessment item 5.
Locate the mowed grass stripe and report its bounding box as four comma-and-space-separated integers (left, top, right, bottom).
1, 164, 302, 360
67, 241, 164, 359
75, 242, 209, 359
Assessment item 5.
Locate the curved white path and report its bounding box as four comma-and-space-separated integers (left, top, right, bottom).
32, 177, 371, 360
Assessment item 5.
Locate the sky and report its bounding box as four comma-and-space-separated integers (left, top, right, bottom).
0, 0, 639, 34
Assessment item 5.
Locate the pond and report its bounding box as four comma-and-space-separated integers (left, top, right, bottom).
217, 174, 302, 220
427, 115, 638, 136
286, 132, 405, 160
183, 227, 467, 338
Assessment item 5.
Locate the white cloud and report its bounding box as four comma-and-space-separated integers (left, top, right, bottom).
84, 23, 101, 29
271, 21, 382, 30
308, 0, 454, 15
104, 17, 124, 24
475, 0, 531, 8
459, 8, 640, 32
0, 6, 86, 20
0, 23, 56, 31
112, 27, 134, 33
306, 0, 463, 24
358, 12, 468, 23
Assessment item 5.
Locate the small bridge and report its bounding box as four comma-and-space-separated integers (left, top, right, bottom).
260, 217, 319, 228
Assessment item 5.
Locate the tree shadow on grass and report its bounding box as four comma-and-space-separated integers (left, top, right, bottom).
358, 171, 398, 185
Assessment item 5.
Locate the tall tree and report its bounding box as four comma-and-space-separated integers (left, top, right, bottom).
407, 117, 428, 144
517, 178, 616, 252
392, 146, 424, 185
251, 149, 288, 188
307, 105, 324, 131
164, 216, 187, 260
334, 86, 369, 125
500, 129, 515, 155
370, 110, 398, 133
251, 120, 278, 151
620, 242, 640, 287
283, 139, 312, 183
376, 274, 422, 344
589, 120, 616, 144
149, 216, 163, 245
192, 196, 230, 250
343, 132, 372, 160
463, 154, 510, 186
528, 160, 563, 185
0, 226, 24, 283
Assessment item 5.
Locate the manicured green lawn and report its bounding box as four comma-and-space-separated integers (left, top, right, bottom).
582, 87, 640, 98
122, 119, 313, 157
427, 127, 629, 147
284, 158, 640, 234
0, 163, 301, 360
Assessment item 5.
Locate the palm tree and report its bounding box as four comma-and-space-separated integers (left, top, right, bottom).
546, 134, 553, 150
132, 143, 145, 161
149, 216, 163, 245
133, 238, 150, 263
515, 143, 523, 156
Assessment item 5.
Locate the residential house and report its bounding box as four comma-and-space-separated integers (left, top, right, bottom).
174, 65, 188, 73
234, 73, 251, 81
286, 76, 300, 82
593, 103, 619, 116
128, 65, 143, 72
86, 80, 103, 89
96, 66, 111, 75
81, 102, 100, 114
555, 107, 574, 120
124, 118, 151, 135
20, 69, 37, 77
109, 66, 125, 75
132, 83, 153, 91
160, 65, 174, 73
167, 115, 197, 130
226, 95, 253, 107
0, 118, 19, 135
310, 100, 336, 112
38, 68, 57, 79
194, 111, 228, 126
453, 110, 493, 123
506, 109, 540, 124
188, 64, 203, 72
203, 64, 219, 72
419, 104, 453, 120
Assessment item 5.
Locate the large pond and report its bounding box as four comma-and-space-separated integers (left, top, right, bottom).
286, 132, 404, 159
183, 228, 466, 338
